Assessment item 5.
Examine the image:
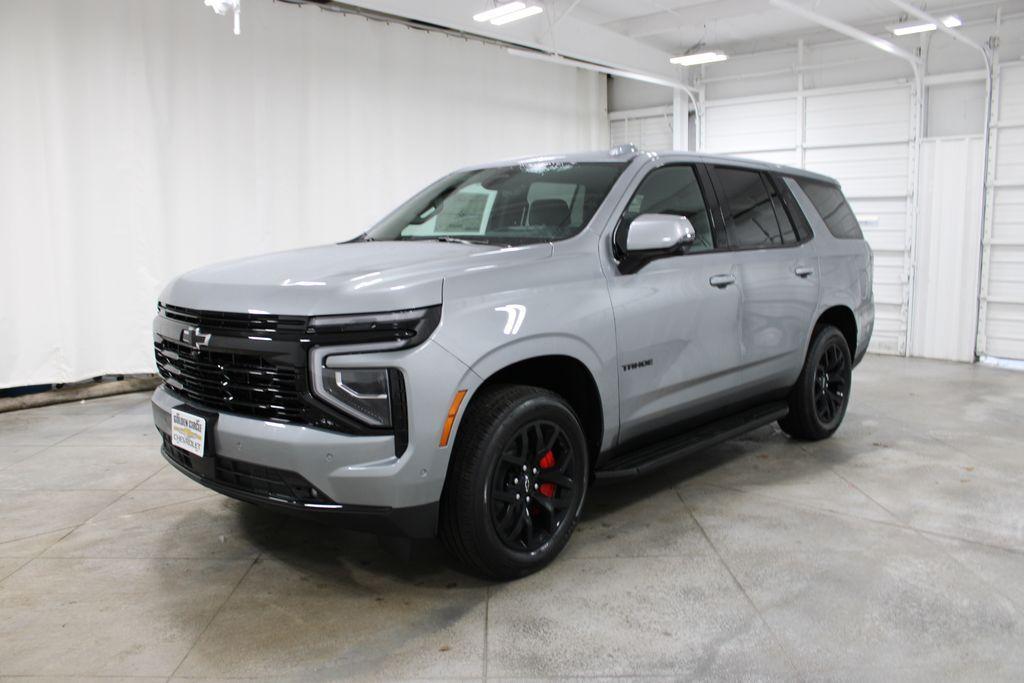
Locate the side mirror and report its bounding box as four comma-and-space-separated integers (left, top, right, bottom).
619, 214, 696, 274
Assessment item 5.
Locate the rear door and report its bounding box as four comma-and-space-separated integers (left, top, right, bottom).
605, 163, 745, 442
708, 165, 820, 394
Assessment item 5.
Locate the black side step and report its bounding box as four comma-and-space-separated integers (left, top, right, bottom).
595, 402, 789, 481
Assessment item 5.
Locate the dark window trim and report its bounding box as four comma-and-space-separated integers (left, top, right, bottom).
612, 161, 727, 260
707, 165, 812, 253
766, 173, 814, 245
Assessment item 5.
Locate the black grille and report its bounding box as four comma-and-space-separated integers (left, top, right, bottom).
163, 435, 333, 506
160, 302, 307, 336
155, 338, 303, 423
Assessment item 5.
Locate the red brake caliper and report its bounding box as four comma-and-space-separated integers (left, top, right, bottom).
538, 450, 557, 497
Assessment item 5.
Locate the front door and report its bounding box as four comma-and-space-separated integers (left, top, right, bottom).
605, 163, 745, 443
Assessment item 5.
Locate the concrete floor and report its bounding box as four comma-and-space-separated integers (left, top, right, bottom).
0, 355, 1022, 681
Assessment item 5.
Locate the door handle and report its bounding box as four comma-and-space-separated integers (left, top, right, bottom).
709, 274, 736, 288
794, 266, 814, 278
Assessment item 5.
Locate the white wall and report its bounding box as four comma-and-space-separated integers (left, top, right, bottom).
678, 14, 1024, 361
0, 0, 609, 388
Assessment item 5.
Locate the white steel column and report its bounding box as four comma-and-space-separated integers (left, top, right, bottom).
672, 88, 689, 150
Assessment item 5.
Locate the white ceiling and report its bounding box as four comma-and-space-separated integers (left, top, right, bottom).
569, 0, 1011, 56
342, 0, 1018, 78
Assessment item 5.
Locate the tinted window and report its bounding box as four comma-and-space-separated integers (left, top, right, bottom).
794, 177, 863, 240
715, 167, 783, 248
621, 165, 715, 253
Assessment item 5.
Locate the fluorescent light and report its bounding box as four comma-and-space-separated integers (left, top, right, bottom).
892, 21, 936, 35
490, 4, 543, 25
473, 2, 525, 23
670, 51, 728, 66
891, 15, 961, 36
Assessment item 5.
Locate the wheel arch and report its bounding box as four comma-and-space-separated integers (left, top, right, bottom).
474, 355, 604, 467
815, 305, 857, 356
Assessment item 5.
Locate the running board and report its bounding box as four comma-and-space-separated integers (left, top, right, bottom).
595, 402, 789, 481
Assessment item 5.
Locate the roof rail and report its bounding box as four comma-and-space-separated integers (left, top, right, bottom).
609, 143, 639, 157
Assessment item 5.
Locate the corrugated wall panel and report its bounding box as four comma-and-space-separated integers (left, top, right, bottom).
910, 137, 985, 362
980, 63, 1024, 360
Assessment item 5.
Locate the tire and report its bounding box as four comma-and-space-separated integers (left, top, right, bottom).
439, 384, 589, 580
779, 325, 852, 441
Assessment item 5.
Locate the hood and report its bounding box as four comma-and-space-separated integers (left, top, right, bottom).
159, 240, 553, 316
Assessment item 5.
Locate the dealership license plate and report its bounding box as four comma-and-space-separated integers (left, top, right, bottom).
171, 408, 207, 458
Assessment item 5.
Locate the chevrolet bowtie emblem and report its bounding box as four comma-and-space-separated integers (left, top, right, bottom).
181, 326, 212, 349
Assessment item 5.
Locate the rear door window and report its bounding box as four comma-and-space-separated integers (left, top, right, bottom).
713, 166, 783, 248
793, 177, 863, 239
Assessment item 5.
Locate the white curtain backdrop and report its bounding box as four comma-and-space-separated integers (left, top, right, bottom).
0, 0, 608, 388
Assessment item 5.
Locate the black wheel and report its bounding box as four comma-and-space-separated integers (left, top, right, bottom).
439, 385, 588, 580
779, 325, 852, 441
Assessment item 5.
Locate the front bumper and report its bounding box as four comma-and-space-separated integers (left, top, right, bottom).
158, 435, 438, 537
150, 338, 480, 538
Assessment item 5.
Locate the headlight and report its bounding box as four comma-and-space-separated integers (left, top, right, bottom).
308, 307, 437, 428
307, 305, 441, 354
316, 366, 392, 427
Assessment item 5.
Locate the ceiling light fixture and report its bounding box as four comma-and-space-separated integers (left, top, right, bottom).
473, 2, 524, 22
891, 15, 962, 36
669, 51, 728, 66
490, 4, 544, 25
474, 2, 544, 25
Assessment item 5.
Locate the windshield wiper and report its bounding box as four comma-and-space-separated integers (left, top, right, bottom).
394, 235, 516, 247
417, 236, 490, 246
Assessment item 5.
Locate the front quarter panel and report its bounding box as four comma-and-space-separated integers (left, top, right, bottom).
434, 244, 619, 452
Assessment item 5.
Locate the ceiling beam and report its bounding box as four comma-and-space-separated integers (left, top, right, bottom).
335, 0, 682, 80
768, 0, 922, 67
885, 0, 990, 61
603, 0, 759, 40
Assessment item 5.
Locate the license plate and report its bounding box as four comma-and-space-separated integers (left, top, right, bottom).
171, 408, 207, 458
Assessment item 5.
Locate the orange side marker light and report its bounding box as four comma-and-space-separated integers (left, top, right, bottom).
439, 389, 467, 447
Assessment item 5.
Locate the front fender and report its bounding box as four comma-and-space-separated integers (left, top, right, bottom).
434, 254, 620, 451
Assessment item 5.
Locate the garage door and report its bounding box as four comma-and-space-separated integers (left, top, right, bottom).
703, 83, 916, 355
978, 62, 1024, 361
704, 95, 799, 166
609, 106, 673, 151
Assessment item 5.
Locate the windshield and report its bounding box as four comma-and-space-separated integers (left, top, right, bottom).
363, 161, 629, 245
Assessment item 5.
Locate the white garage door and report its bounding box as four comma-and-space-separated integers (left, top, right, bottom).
703, 83, 916, 355
609, 106, 673, 152
704, 95, 799, 166
979, 62, 1024, 361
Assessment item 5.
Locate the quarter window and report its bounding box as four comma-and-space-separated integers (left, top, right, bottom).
714, 166, 783, 248
620, 165, 715, 253
793, 178, 864, 240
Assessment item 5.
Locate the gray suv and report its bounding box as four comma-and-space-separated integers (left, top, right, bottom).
152, 145, 873, 579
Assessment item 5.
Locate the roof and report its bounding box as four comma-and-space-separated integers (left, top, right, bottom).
471, 146, 839, 186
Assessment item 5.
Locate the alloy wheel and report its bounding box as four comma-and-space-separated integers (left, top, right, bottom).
814, 341, 849, 424
488, 420, 579, 552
